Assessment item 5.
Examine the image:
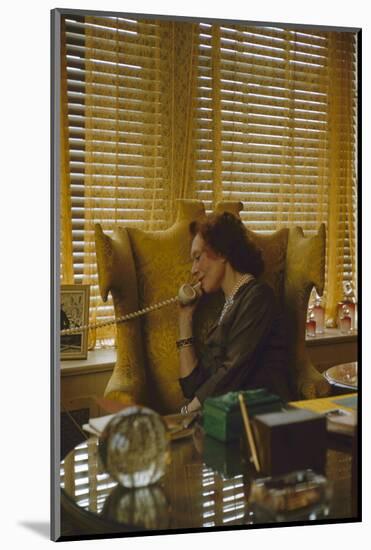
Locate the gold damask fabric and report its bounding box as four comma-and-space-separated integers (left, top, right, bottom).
124, 201, 205, 413
95, 223, 149, 404
285, 224, 329, 398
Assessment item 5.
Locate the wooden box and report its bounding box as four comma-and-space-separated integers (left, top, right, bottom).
253, 409, 327, 476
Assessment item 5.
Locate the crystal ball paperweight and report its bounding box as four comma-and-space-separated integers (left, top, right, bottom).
98, 406, 169, 488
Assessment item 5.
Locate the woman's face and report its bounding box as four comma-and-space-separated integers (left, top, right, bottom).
190, 233, 226, 293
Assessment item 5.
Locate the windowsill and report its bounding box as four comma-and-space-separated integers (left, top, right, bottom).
60, 348, 116, 376
60, 328, 358, 375
305, 328, 358, 346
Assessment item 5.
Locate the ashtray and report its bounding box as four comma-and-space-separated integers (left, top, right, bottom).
248, 469, 332, 523
324, 362, 357, 390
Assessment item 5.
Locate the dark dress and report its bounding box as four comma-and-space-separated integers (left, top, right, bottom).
179, 279, 290, 403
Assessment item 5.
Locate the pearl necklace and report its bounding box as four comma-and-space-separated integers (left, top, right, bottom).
218, 273, 254, 325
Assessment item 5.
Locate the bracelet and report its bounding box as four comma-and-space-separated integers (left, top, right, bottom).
180, 404, 189, 416
176, 337, 195, 350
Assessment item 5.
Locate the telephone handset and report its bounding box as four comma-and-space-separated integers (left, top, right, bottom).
178, 283, 202, 306
60, 282, 202, 336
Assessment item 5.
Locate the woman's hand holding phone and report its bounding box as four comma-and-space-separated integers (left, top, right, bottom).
178, 282, 202, 334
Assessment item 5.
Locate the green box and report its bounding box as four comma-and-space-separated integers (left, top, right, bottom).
203, 389, 284, 442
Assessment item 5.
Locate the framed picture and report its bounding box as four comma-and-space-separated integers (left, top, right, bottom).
60, 284, 90, 360
51, 6, 360, 545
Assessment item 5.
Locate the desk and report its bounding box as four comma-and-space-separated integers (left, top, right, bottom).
60, 396, 358, 539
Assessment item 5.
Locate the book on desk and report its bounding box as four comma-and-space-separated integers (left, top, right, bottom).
289, 393, 357, 437
83, 411, 198, 441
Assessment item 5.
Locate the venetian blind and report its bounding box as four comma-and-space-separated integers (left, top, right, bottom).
62, 15, 168, 340
193, 23, 357, 302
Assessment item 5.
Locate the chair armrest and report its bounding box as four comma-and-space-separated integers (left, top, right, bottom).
297, 365, 332, 399
103, 390, 136, 407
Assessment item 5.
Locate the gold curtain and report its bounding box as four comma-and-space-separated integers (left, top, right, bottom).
326, 32, 357, 323
83, 22, 98, 347
60, 18, 74, 284
157, 20, 199, 224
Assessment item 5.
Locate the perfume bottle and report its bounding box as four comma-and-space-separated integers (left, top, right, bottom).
339, 305, 351, 334
306, 310, 316, 337
312, 296, 325, 334
337, 282, 356, 331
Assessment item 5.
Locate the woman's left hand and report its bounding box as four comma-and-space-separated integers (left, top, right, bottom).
187, 396, 201, 413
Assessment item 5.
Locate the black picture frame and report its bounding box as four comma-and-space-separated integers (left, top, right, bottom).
60, 284, 90, 360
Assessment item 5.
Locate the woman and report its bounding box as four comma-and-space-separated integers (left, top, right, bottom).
177, 212, 289, 414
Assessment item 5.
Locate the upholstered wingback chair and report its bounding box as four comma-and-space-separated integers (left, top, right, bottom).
95, 199, 330, 415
